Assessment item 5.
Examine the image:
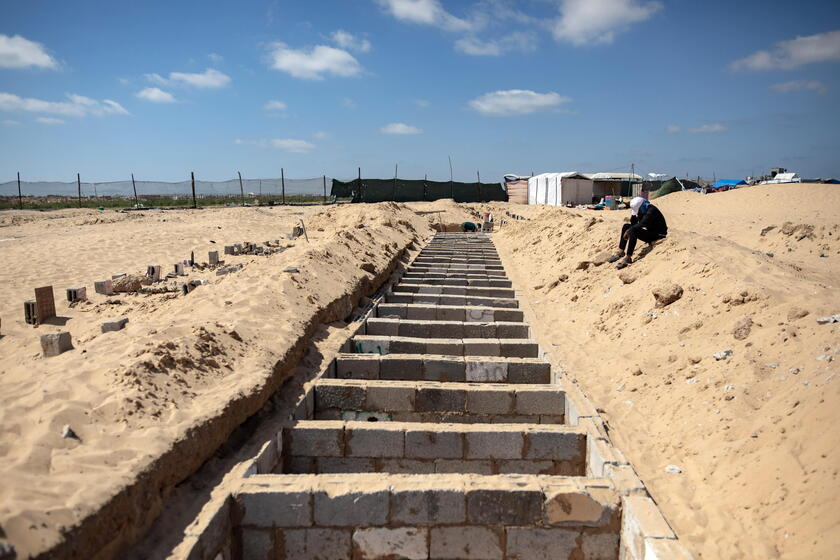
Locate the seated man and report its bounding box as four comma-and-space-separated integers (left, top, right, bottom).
462, 221, 478, 232
610, 197, 667, 269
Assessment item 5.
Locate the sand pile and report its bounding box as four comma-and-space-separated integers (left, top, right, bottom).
0, 202, 431, 558
494, 183, 839, 560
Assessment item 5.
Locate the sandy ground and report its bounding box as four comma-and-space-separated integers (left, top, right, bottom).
492, 183, 840, 560
0, 203, 433, 558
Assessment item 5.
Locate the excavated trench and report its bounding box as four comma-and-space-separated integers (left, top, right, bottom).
129, 233, 694, 560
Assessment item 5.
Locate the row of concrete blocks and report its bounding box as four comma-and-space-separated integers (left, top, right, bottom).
417, 251, 500, 258
375, 303, 523, 323
319, 409, 565, 427
398, 276, 513, 288
408, 266, 507, 278
347, 334, 539, 357
413, 257, 503, 266
384, 291, 519, 309
409, 263, 505, 272
393, 284, 514, 297
330, 354, 550, 384
364, 318, 529, 339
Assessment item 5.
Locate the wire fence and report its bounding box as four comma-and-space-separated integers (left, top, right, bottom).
0, 172, 345, 210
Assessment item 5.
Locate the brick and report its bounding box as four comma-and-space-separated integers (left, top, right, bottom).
379, 458, 436, 474
466, 488, 543, 525
430, 526, 502, 560
465, 430, 523, 459
336, 356, 379, 380
315, 384, 366, 411
466, 360, 507, 382
390, 487, 466, 525
279, 528, 351, 560
315, 457, 377, 473
313, 486, 388, 526
423, 357, 466, 382
40, 332, 73, 357
515, 389, 565, 415
353, 527, 428, 560
289, 425, 343, 457
346, 425, 404, 457
241, 528, 274, 560
405, 428, 463, 459
505, 528, 579, 560
380, 356, 423, 380
238, 489, 311, 527
435, 459, 493, 474
466, 388, 514, 414
463, 339, 501, 356
507, 360, 551, 384
416, 387, 466, 412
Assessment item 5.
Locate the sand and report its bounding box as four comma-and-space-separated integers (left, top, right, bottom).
492, 183, 840, 559
0, 202, 432, 558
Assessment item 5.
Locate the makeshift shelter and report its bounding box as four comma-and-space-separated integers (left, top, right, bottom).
527, 172, 593, 206
589, 172, 643, 198
649, 177, 700, 199
504, 174, 529, 204
708, 179, 746, 191
760, 172, 800, 185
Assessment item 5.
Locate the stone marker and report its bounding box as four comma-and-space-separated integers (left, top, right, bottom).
40, 332, 72, 357
101, 318, 129, 333
224, 245, 235, 255
66, 286, 87, 303
175, 263, 185, 276
146, 265, 161, 281
94, 279, 114, 296
34, 286, 56, 324
209, 251, 219, 265
24, 300, 37, 325
111, 273, 126, 280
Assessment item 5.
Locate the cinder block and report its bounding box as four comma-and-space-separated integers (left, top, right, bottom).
505, 528, 579, 560
465, 308, 495, 322
463, 339, 501, 357
380, 356, 423, 380
40, 332, 72, 357
467, 488, 543, 525
465, 430, 523, 459
66, 286, 87, 303
423, 357, 466, 382
430, 526, 503, 560
366, 384, 415, 411
285, 455, 314, 474
406, 305, 437, 320
496, 322, 529, 338
544, 485, 618, 527
497, 459, 555, 475
405, 428, 463, 459
379, 458, 436, 474
463, 322, 496, 338
377, 303, 408, 319
100, 318, 129, 333
353, 527, 428, 560
465, 360, 507, 382
525, 430, 585, 461
581, 532, 620, 560
434, 321, 465, 339
94, 279, 114, 295
279, 528, 351, 560
507, 360, 551, 384
346, 425, 404, 457
399, 321, 431, 338
289, 424, 344, 457
354, 337, 391, 355
499, 340, 539, 358
436, 306, 466, 322
240, 528, 273, 560
366, 318, 400, 336
388, 337, 425, 354
415, 387, 466, 412
390, 486, 466, 525
466, 388, 514, 414
313, 485, 388, 526
315, 457, 377, 473
238, 489, 311, 527
336, 356, 379, 380
315, 384, 366, 411
515, 388, 565, 415
426, 339, 462, 355
434, 459, 493, 474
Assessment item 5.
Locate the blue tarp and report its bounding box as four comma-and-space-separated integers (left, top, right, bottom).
709, 179, 747, 190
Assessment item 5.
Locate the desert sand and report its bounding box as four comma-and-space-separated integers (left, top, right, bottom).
0, 184, 837, 559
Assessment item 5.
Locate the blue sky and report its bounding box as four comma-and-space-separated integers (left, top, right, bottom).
1, 0, 839, 183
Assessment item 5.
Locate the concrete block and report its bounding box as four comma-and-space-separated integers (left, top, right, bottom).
466, 308, 495, 322
377, 303, 408, 319
146, 265, 161, 281
435, 459, 493, 474
423, 356, 466, 382
315, 457, 377, 473
238, 489, 311, 527
380, 356, 423, 380
346, 425, 404, 457
496, 322, 529, 338
406, 305, 437, 321
208, 251, 219, 265
379, 458, 436, 474
366, 384, 415, 411
465, 430, 523, 459
366, 318, 400, 336
463, 322, 496, 338
289, 424, 343, 457
466, 488, 543, 525
94, 279, 114, 295
544, 486, 618, 527
240, 528, 273, 560
426, 339, 462, 355
466, 388, 514, 414
604, 464, 646, 495
40, 332, 72, 357
353, 527, 428, 560
507, 360, 551, 384
285, 455, 314, 474
415, 387, 466, 412
499, 340, 538, 358
497, 459, 555, 475
505, 528, 579, 560
224, 245, 235, 255
388, 337, 424, 354
66, 286, 87, 303
390, 483, 465, 525
463, 339, 501, 356
494, 309, 524, 322
434, 321, 465, 339
430, 527, 502, 560
336, 356, 379, 380
405, 427, 463, 459
436, 306, 466, 322
279, 528, 351, 560
515, 388, 565, 415
525, 430, 585, 461
465, 360, 507, 382
398, 320, 431, 338
315, 384, 366, 411
24, 300, 37, 325
100, 317, 129, 333
620, 495, 675, 560
637, 538, 696, 560
581, 532, 620, 560
313, 485, 388, 526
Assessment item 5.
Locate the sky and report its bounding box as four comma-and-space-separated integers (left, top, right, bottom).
1, 0, 839, 183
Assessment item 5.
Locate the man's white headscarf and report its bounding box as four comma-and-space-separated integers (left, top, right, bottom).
629, 197, 647, 216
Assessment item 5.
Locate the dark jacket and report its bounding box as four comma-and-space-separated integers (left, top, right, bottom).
630, 204, 667, 237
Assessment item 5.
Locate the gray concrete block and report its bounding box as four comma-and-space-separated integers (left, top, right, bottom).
377, 303, 408, 319
100, 317, 129, 333
525, 431, 585, 461
497, 459, 555, 475
423, 357, 466, 382
353, 527, 428, 560
499, 340, 539, 358
366, 318, 400, 336
505, 528, 580, 560
405, 428, 463, 459
40, 332, 72, 357
366, 384, 415, 411
463, 322, 496, 338
238, 489, 311, 527
436, 306, 466, 322
280, 528, 351, 560
380, 356, 423, 380
463, 339, 501, 356
430, 526, 503, 560
465, 430, 523, 459
466, 488, 543, 525
581, 532, 620, 560
426, 339, 462, 355
507, 360, 551, 384
346, 425, 404, 457
391, 487, 466, 525
434, 459, 493, 474
398, 321, 432, 338
289, 425, 344, 457
379, 458, 436, 474
389, 337, 426, 354
240, 528, 274, 560
336, 356, 380, 380
496, 322, 529, 338
415, 387, 466, 412
315, 384, 366, 411
515, 388, 565, 415
466, 360, 508, 382
466, 388, 514, 414
406, 305, 437, 320
313, 487, 388, 526
315, 457, 377, 473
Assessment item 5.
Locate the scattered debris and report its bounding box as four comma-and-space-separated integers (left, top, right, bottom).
714, 349, 733, 361
789, 368, 801, 375
652, 282, 683, 307
816, 314, 840, 324
112, 274, 150, 293
732, 317, 753, 340
61, 424, 80, 440
665, 464, 682, 474
360, 262, 376, 274
101, 318, 129, 333
283, 266, 300, 273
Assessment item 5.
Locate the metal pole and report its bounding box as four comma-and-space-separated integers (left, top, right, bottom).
393, 164, 398, 201
17, 172, 22, 210
77, 173, 81, 208
281, 168, 285, 205
448, 155, 453, 199
191, 171, 197, 208
238, 171, 244, 205
323, 175, 327, 204
358, 167, 362, 202
131, 173, 138, 207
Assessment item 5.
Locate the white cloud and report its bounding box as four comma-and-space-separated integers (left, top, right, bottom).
36, 117, 65, 125
455, 36, 502, 56
0, 92, 129, 116
375, 0, 474, 32
1, 119, 21, 126
313, 131, 330, 139
136, 87, 177, 103
770, 80, 828, 94
331, 30, 372, 53
455, 31, 536, 56
264, 100, 287, 111
688, 123, 726, 134
414, 99, 431, 108
666, 124, 681, 133
146, 68, 230, 88
380, 122, 423, 134
266, 43, 362, 80
731, 30, 840, 71
0, 34, 57, 69
208, 52, 223, 64
552, 0, 662, 46
468, 89, 570, 116
235, 138, 316, 153
342, 97, 357, 108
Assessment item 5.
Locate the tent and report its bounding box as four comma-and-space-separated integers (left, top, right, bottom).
504, 174, 529, 204
527, 172, 593, 206
649, 177, 700, 199
709, 179, 746, 191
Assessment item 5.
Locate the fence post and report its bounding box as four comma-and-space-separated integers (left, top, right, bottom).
323, 175, 327, 204
393, 164, 398, 201
281, 168, 285, 205
191, 171, 197, 208
77, 173, 81, 208
477, 171, 481, 202
238, 171, 244, 206
131, 173, 138, 207
358, 167, 362, 202
17, 172, 22, 210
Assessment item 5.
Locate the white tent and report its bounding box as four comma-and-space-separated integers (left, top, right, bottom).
527, 172, 593, 206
